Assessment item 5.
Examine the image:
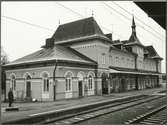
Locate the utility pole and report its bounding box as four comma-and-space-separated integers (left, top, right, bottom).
0, 43, 2, 123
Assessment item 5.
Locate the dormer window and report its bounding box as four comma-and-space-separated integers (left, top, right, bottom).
126, 47, 132, 53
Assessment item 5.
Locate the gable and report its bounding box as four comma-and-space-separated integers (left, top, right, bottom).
145, 46, 163, 60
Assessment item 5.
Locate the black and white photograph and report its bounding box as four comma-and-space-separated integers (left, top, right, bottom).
1, 1, 166, 125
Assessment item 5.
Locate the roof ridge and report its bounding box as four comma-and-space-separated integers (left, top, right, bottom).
92, 18, 104, 35
59, 17, 93, 27
5, 45, 97, 66
52, 17, 106, 43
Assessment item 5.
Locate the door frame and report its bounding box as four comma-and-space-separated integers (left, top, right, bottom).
78, 80, 83, 97
101, 73, 108, 94
26, 81, 31, 98
77, 72, 85, 97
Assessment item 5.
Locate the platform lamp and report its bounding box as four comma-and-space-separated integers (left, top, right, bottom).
53, 60, 57, 101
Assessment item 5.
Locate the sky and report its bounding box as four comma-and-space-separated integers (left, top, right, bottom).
1, 1, 166, 73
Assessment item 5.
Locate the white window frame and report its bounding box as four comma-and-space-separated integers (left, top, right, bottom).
65, 77, 72, 92
10, 75, 16, 91
64, 71, 73, 92
87, 71, 95, 91
43, 77, 49, 92
88, 75, 93, 90
41, 72, 50, 93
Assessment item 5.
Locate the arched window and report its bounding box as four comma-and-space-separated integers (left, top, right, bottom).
65, 71, 73, 92
42, 72, 49, 92
87, 72, 95, 90
88, 75, 93, 90
24, 72, 32, 81
26, 75, 31, 80
10, 74, 16, 91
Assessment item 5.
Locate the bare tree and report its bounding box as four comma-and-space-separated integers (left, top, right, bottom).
1, 47, 9, 101
1, 47, 9, 65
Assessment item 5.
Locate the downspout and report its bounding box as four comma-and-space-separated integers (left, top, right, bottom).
53, 60, 57, 101
135, 54, 138, 90
94, 64, 98, 95
156, 60, 159, 73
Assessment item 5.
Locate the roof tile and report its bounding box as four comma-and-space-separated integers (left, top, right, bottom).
6, 45, 96, 66
52, 17, 105, 42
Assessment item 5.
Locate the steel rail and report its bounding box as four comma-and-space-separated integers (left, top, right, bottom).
125, 105, 167, 125
44, 95, 165, 124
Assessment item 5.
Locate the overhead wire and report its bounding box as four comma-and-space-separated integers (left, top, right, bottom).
56, 2, 83, 18
101, 2, 164, 41
100, 2, 164, 46
2, 15, 55, 32
112, 1, 164, 38
2, 3, 129, 40
55, 2, 125, 39
3, 2, 163, 42
100, 2, 156, 43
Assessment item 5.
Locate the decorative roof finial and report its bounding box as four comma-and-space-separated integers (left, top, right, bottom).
132, 15, 136, 27
58, 19, 60, 25
92, 10, 94, 17
131, 15, 136, 36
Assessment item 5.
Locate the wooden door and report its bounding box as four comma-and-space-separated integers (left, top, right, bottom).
78, 81, 83, 97
26, 81, 31, 97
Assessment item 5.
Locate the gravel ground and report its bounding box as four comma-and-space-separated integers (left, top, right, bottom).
78, 96, 165, 125
1, 87, 165, 123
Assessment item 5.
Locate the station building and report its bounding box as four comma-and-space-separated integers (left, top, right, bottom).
4, 17, 163, 101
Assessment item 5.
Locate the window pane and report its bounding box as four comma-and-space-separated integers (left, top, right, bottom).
14, 80, 16, 90
43, 80, 45, 91
90, 79, 92, 89
44, 79, 46, 91
47, 79, 49, 91
69, 79, 71, 90
66, 79, 68, 91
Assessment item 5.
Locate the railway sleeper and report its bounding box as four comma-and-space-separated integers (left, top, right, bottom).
140, 121, 156, 125
42, 95, 152, 124
52, 96, 166, 125
147, 118, 166, 121
126, 104, 166, 124
143, 119, 162, 123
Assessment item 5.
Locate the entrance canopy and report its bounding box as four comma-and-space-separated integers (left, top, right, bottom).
109, 67, 160, 76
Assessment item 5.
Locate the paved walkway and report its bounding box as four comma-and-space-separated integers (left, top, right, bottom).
1, 87, 165, 123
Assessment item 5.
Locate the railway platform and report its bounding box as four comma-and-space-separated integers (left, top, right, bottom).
1, 87, 165, 124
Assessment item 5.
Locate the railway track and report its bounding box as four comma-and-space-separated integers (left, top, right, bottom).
42, 95, 165, 125
125, 105, 167, 125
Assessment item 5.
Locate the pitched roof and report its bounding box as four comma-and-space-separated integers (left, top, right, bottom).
145, 45, 163, 60
126, 33, 145, 47
52, 17, 106, 43
109, 66, 160, 74
125, 17, 145, 47
5, 45, 97, 66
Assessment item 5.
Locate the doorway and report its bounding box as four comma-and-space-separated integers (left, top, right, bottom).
121, 79, 126, 92
102, 73, 108, 94
26, 81, 31, 98
78, 81, 83, 97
